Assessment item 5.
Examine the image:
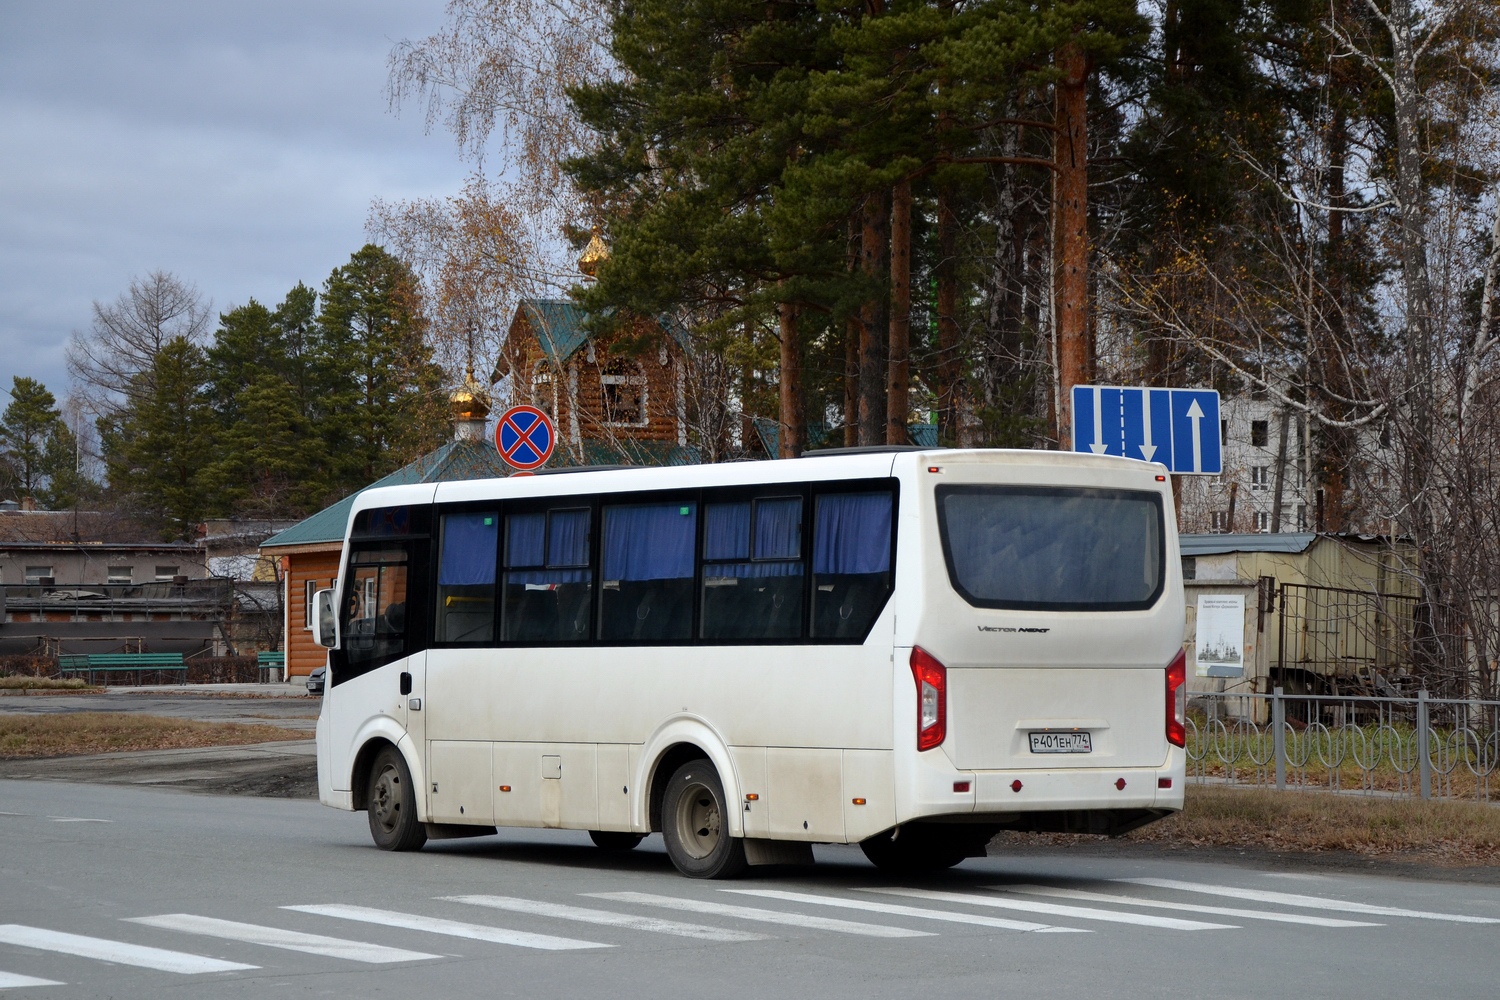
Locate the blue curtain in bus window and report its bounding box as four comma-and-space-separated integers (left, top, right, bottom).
603, 503, 696, 581
502, 508, 593, 644
701, 498, 804, 641
548, 508, 590, 567
600, 502, 696, 642
436, 512, 497, 643
813, 493, 892, 574
439, 513, 498, 585
506, 513, 546, 568
754, 497, 802, 559
703, 503, 751, 561
811, 492, 892, 639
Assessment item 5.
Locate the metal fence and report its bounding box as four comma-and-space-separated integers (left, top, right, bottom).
1187, 689, 1500, 802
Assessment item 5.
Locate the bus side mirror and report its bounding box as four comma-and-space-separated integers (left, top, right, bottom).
313, 588, 339, 648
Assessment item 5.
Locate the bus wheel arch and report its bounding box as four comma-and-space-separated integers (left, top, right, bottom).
351, 737, 408, 812
641, 725, 741, 838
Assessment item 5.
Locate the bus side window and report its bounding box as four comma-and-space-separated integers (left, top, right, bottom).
340, 544, 411, 677
600, 502, 697, 642
501, 508, 592, 643
435, 511, 498, 643
811, 492, 893, 639
701, 497, 804, 640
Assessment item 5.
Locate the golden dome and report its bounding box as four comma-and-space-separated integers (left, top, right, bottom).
449, 367, 491, 421
578, 231, 610, 278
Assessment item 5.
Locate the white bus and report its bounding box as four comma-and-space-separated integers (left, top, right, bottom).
311, 447, 1186, 878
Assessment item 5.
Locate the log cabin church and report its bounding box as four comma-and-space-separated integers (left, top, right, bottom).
260, 299, 695, 680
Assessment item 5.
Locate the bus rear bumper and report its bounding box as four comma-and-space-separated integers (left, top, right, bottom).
900, 745, 1185, 834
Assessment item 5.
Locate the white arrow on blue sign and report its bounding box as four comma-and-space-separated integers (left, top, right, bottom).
1071, 385, 1222, 475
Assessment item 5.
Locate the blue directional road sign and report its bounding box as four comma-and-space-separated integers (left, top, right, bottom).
1071, 385, 1221, 475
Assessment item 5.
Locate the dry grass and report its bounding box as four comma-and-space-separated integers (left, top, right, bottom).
0, 677, 93, 691
1126, 785, 1500, 864
0, 712, 307, 758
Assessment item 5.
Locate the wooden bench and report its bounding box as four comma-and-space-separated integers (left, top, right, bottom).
57, 653, 187, 686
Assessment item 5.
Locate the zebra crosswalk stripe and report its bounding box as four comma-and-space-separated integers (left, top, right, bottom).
863, 888, 1234, 931
1120, 879, 1500, 924
126, 914, 443, 964
725, 889, 1084, 933
441, 895, 768, 943
999, 885, 1382, 928
0, 971, 64, 989
585, 892, 933, 938
281, 904, 609, 951
0, 925, 257, 974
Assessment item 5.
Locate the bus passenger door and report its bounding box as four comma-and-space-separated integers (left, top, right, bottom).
329, 531, 425, 791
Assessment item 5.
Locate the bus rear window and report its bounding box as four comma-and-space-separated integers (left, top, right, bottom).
935, 486, 1164, 611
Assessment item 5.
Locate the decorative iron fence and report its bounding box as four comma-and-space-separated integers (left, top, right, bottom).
1187, 689, 1500, 802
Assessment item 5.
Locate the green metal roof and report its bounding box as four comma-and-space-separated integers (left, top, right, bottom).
260, 439, 511, 549
520, 299, 692, 364
522, 300, 592, 364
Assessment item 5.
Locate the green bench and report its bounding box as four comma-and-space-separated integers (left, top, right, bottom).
256, 651, 286, 682
57, 653, 187, 686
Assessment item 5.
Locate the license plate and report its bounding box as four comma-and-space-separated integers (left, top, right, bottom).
1029, 731, 1092, 754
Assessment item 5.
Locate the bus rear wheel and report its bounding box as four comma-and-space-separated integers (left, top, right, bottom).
367, 746, 426, 852
589, 831, 645, 851
661, 760, 747, 879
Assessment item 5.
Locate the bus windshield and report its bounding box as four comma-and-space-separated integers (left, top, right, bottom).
935, 485, 1164, 611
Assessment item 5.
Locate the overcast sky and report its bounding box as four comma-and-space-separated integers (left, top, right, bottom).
0, 1, 468, 403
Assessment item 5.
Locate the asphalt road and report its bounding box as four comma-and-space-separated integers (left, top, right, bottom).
0, 689, 320, 731
2, 780, 1498, 999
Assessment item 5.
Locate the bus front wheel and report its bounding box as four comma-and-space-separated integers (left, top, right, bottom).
661, 760, 747, 879
367, 746, 427, 852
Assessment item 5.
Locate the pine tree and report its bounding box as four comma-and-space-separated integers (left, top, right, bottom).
315, 245, 447, 492
99, 338, 217, 539
1, 376, 65, 499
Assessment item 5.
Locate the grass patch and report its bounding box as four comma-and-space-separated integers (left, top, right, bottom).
0, 677, 93, 691
0, 712, 307, 758
1128, 785, 1500, 864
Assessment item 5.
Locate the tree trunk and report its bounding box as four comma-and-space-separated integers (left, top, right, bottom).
1052, 40, 1091, 432
845, 214, 861, 446
887, 179, 912, 445
936, 186, 960, 444
1270, 407, 1290, 532
859, 191, 890, 445
778, 300, 805, 458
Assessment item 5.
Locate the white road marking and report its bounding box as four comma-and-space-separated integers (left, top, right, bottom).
585, 892, 933, 938
998, 885, 1381, 928
726, 889, 1083, 933
866, 888, 1233, 931
0, 925, 256, 974
45, 817, 111, 824
1121, 878, 1500, 924
0, 971, 63, 989
281, 904, 608, 951
442, 895, 767, 943
127, 914, 442, 964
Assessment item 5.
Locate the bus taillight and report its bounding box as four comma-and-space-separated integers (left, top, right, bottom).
910, 646, 947, 751
1166, 648, 1187, 748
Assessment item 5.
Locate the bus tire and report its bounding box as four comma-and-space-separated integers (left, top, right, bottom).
589, 831, 645, 851
859, 827, 966, 873
367, 746, 426, 852
661, 760, 747, 879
